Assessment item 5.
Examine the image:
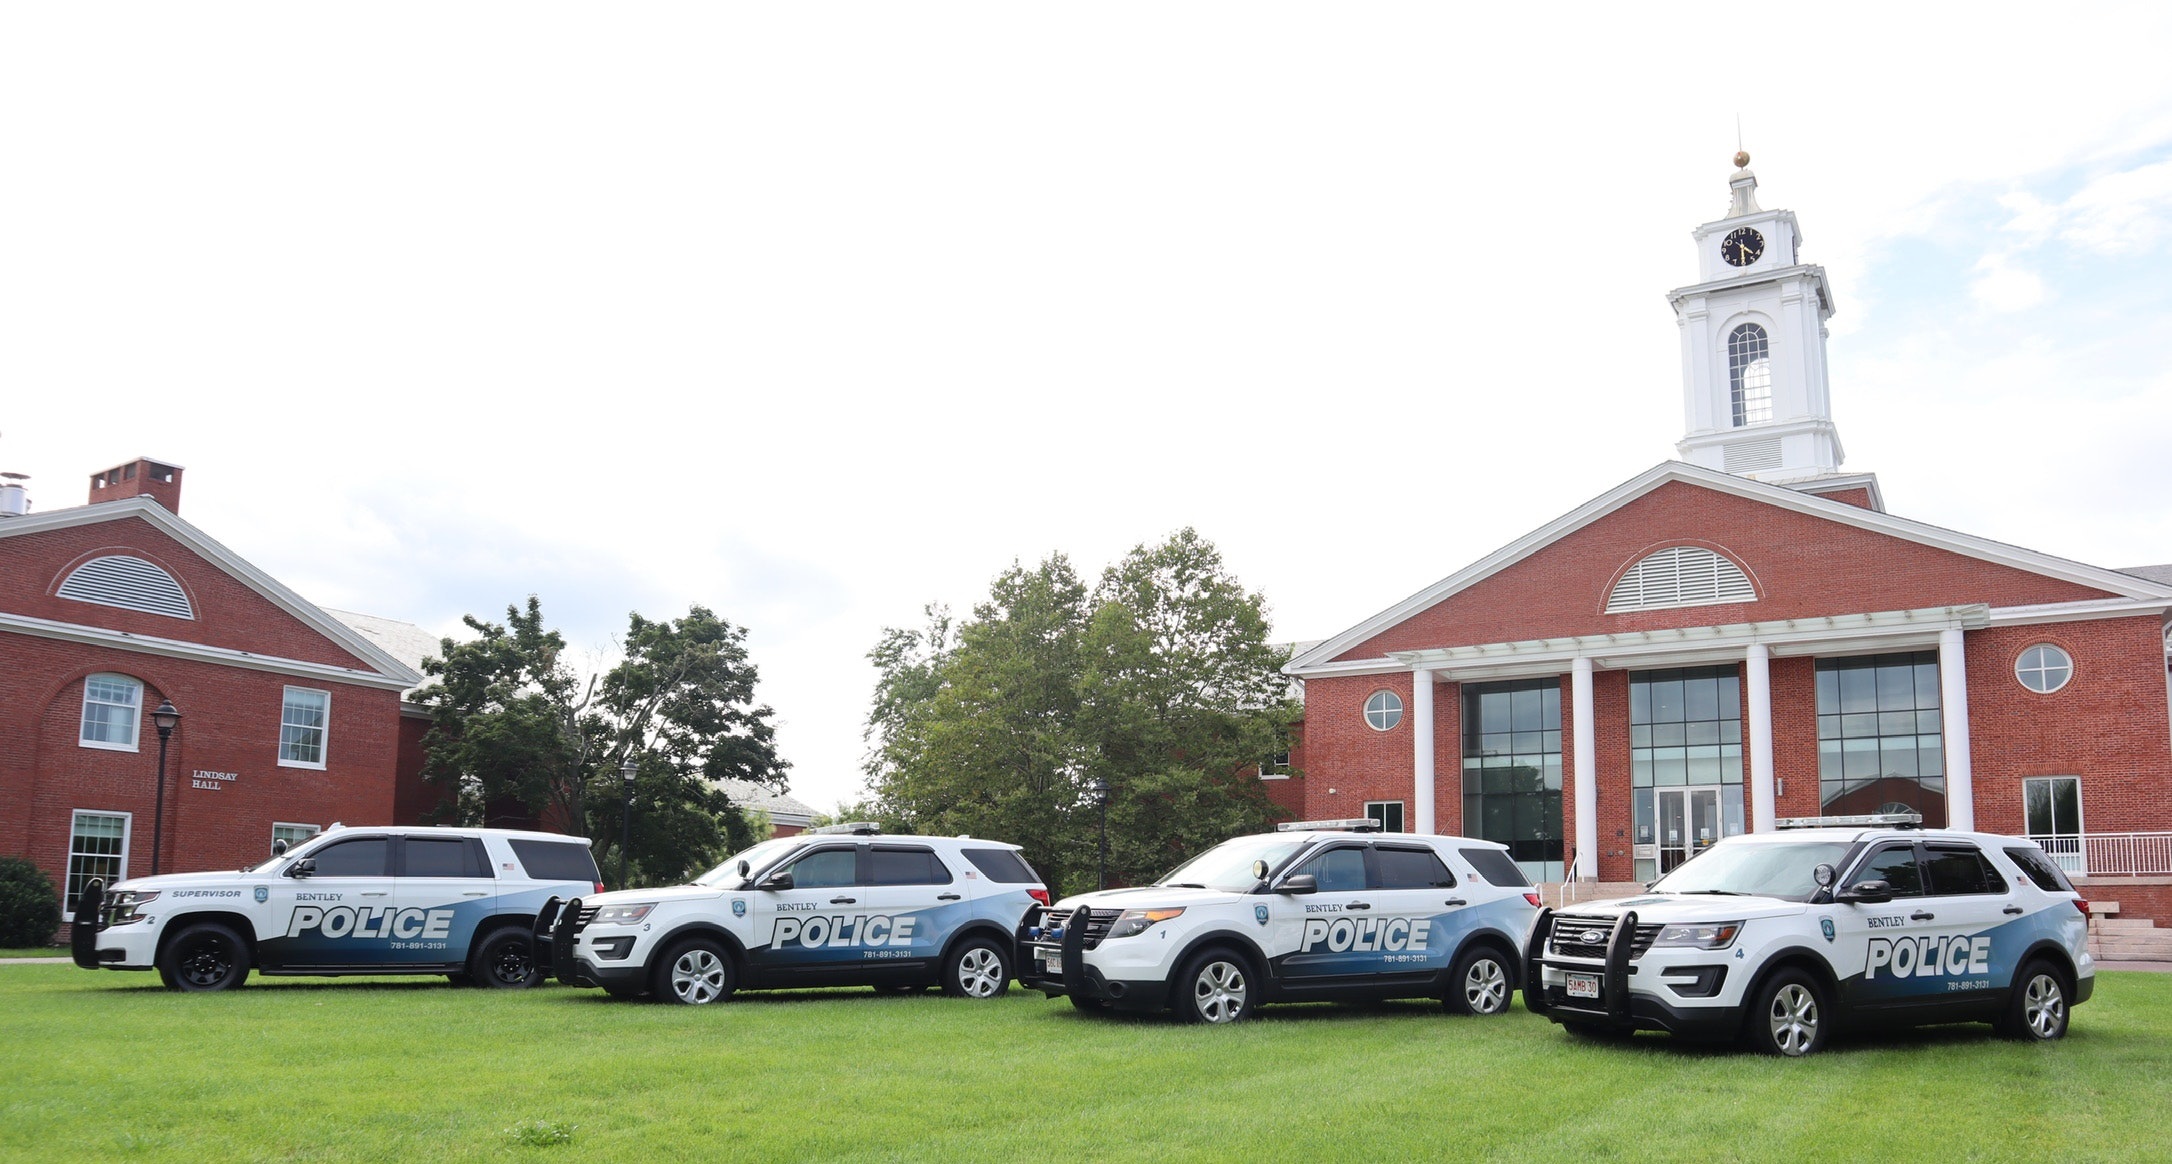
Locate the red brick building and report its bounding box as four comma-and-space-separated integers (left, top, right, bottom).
0, 459, 424, 906
1284, 161, 2172, 921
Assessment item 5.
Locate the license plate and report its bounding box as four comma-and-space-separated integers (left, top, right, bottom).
1040, 949, 1063, 973
1565, 972, 1600, 1000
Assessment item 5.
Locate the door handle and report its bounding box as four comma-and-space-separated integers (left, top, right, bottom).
1910, 911, 1935, 921
1444, 898, 1467, 907
463, 891, 489, 897
829, 896, 857, 905
1346, 902, 1371, 911
361, 892, 389, 898
937, 893, 962, 901
2003, 905, 2025, 915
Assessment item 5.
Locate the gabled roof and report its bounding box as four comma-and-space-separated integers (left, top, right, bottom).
0, 497, 424, 690
712, 778, 817, 826
1287, 461, 2172, 677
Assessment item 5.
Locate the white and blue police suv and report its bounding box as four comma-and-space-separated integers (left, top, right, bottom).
1523, 814, 2095, 1056
542, 824, 1049, 1004
1017, 819, 1542, 1023
70, 824, 604, 991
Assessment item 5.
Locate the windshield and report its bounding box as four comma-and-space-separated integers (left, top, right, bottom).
1156, 836, 1308, 893
692, 837, 802, 888
1651, 839, 1855, 900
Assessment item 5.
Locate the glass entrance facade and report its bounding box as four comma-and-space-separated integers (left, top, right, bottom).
1815, 652, 1946, 827
1461, 679, 1563, 882
1629, 667, 1745, 881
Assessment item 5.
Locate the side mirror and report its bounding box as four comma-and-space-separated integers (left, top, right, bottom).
270, 838, 290, 858
1837, 879, 1893, 904
759, 871, 794, 892
1250, 859, 1270, 882
287, 858, 316, 879
1275, 874, 1318, 896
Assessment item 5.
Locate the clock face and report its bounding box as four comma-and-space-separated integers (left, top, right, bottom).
1722, 227, 1765, 268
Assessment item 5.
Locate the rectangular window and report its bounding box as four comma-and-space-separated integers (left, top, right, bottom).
2023, 776, 2083, 873
1815, 652, 1945, 827
1461, 679, 1564, 882
961, 848, 1039, 884
1259, 747, 1293, 779
868, 846, 952, 886
508, 839, 604, 885
279, 686, 330, 768
403, 837, 482, 878
1364, 801, 1406, 833
271, 822, 321, 853
80, 675, 143, 751
1374, 845, 1454, 889
67, 811, 131, 901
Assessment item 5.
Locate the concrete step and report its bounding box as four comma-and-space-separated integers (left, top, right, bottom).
2094, 918, 2159, 936
2093, 935, 2172, 961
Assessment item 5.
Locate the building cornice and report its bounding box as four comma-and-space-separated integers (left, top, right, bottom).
0, 610, 421, 691
0, 497, 422, 687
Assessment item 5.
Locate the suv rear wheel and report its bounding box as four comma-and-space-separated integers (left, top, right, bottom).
1996, 959, 2071, 1041
471, 927, 543, 989
1443, 945, 1514, 1016
941, 937, 1011, 999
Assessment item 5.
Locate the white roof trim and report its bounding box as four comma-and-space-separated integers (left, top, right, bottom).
1984, 598, 2172, 628
1287, 461, 2172, 678
0, 610, 420, 691
0, 497, 422, 687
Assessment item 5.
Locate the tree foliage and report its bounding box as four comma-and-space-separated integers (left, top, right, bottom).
421, 598, 788, 886
863, 530, 1293, 895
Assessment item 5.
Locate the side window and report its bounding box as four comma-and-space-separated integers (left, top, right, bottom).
1924, 845, 2006, 896
310, 838, 388, 877
508, 839, 603, 884
1853, 844, 1924, 898
1374, 846, 1456, 889
402, 837, 481, 878
960, 848, 1039, 884
867, 846, 952, 886
784, 847, 856, 889
1290, 846, 1367, 894
1459, 847, 1531, 888
2003, 846, 2077, 895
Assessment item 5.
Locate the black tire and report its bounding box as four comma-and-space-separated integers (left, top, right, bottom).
1561, 1021, 1632, 1041
941, 936, 1011, 999
158, 922, 250, 992
1996, 959, 2072, 1042
471, 927, 543, 989
874, 982, 927, 995
445, 973, 473, 987
603, 983, 647, 1000
1443, 944, 1515, 1016
1742, 968, 1829, 1057
1068, 993, 1113, 1014
1172, 947, 1255, 1025
651, 936, 735, 1005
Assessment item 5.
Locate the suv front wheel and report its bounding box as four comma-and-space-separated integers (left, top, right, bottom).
159, 922, 251, 992
653, 936, 736, 1005
1173, 947, 1255, 1024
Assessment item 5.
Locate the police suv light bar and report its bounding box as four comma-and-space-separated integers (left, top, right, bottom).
1274, 818, 1382, 833
812, 822, 881, 836
1775, 812, 1923, 830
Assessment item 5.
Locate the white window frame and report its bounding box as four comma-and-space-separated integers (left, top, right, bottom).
2022, 776, 2084, 875
1365, 800, 1407, 833
278, 685, 331, 769
2016, 644, 2074, 694
271, 822, 323, 851
1364, 690, 1403, 732
79, 673, 143, 752
66, 810, 132, 902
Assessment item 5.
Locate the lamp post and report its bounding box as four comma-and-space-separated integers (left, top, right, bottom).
149, 699, 181, 875
1091, 778, 1110, 890
620, 755, 639, 890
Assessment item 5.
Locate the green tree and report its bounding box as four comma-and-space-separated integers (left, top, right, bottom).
863, 531, 1292, 895
421, 598, 789, 886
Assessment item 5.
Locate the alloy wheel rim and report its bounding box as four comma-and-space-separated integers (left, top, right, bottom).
1465, 959, 1509, 1013
1195, 961, 1247, 1022
1768, 983, 1818, 1055
673, 950, 727, 1003
2024, 974, 2065, 1037
958, 948, 1003, 998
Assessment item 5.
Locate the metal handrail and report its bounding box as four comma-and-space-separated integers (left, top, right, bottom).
2028, 832, 2172, 878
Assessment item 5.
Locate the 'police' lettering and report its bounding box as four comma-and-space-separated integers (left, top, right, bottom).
286, 906, 457, 940
1300, 916, 1429, 954
771, 914, 918, 949
1865, 934, 1991, 980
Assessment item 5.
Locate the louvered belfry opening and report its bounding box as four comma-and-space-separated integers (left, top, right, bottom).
56, 555, 196, 619
88, 458, 184, 512
1606, 546, 1756, 614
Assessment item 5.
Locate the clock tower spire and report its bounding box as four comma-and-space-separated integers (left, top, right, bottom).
1667, 152, 1845, 483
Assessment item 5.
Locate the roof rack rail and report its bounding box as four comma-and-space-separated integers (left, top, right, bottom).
812, 822, 881, 836
1274, 818, 1382, 833
1775, 812, 1923, 830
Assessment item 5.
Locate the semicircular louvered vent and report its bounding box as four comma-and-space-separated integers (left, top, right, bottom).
56, 556, 195, 620
1606, 546, 1755, 614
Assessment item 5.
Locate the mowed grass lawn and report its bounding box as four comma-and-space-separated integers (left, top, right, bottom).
5, 965, 2169, 1163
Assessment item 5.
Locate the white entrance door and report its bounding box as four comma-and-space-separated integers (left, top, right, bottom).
1657, 788, 1723, 874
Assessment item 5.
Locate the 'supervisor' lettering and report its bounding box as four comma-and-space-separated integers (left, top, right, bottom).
774, 915, 918, 948
1866, 934, 1991, 980
1301, 916, 1429, 954
287, 906, 454, 941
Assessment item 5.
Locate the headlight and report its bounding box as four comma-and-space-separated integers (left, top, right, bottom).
591, 903, 655, 925
109, 890, 161, 908
1106, 907, 1185, 940
1652, 921, 1742, 950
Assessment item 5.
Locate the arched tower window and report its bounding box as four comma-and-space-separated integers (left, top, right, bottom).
1728, 323, 1772, 427
1607, 546, 1757, 613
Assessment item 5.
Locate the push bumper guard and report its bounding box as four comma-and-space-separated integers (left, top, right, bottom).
70, 879, 106, 969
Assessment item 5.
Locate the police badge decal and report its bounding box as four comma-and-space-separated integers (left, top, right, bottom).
732, 899, 747, 918
1820, 917, 1836, 943
1254, 904, 1269, 926
253, 886, 269, 903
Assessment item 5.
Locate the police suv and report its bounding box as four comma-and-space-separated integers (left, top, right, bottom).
1017, 819, 1541, 1023
1523, 814, 2094, 1056
542, 824, 1049, 1004
70, 824, 604, 991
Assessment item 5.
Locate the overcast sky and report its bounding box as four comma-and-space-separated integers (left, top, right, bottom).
7, 4, 2171, 815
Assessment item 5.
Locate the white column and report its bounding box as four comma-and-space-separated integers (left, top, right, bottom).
1572, 657, 1597, 880
1940, 627, 1975, 831
1746, 643, 1776, 833
1411, 670, 1436, 834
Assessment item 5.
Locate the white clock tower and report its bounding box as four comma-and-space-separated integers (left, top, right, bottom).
1667, 153, 1845, 482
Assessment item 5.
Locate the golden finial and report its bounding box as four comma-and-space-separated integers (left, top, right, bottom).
1733, 150, 1751, 169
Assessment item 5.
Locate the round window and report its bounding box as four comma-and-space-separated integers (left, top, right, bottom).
2015, 644, 2072, 694
1364, 690, 1403, 731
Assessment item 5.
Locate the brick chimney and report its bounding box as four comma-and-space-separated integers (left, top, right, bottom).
89, 458, 184, 513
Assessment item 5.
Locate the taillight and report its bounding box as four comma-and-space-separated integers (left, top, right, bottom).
594, 881, 606, 894
1523, 892, 1542, 908
1029, 888, 1050, 906
2073, 897, 2090, 917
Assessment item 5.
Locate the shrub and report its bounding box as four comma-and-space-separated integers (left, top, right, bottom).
0, 857, 64, 948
